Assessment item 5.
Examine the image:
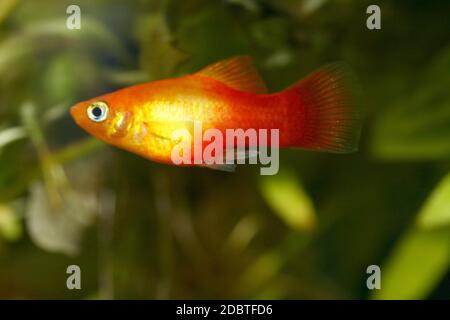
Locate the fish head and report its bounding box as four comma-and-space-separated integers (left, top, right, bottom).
70, 93, 133, 146
70, 82, 186, 163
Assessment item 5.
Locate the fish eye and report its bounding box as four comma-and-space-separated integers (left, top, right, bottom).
87, 101, 109, 122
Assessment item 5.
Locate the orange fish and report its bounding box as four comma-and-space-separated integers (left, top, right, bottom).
70, 56, 362, 170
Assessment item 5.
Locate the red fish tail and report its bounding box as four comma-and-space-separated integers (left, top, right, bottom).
282, 63, 363, 153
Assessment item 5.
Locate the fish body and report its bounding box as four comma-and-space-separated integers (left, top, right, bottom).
70, 56, 362, 168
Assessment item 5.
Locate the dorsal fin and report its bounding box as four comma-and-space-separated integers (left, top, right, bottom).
196, 56, 267, 94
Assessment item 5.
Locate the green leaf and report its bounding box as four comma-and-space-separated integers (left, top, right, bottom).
223, 215, 258, 253
372, 227, 450, 300
240, 251, 283, 294
239, 232, 310, 297
0, 0, 17, 25
0, 203, 22, 241
417, 171, 450, 229
0, 126, 26, 149
373, 171, 450, 299
260, 172, 316, 232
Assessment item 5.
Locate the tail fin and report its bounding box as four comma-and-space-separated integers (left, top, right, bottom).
284, 63, 363, 153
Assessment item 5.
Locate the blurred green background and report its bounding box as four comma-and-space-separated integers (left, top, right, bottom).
0, 0, 450, 299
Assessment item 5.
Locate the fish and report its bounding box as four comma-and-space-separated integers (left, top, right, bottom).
70, 56, 362, 171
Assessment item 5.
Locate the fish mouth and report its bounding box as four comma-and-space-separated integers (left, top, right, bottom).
69, 103, 82, 125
